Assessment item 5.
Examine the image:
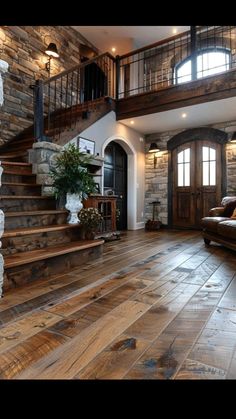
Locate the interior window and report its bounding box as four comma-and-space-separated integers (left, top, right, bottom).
175, 49, 230, 84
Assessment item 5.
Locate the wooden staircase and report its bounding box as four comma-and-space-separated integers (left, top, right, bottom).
0, 151, 104, 293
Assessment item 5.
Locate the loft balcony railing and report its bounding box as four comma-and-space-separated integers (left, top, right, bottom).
33, 52, 116, 142
117, 26, 236, 99
33, 26, 236, 142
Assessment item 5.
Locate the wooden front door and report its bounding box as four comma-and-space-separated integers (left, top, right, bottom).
172, 140, 222, 229
104, 141, 127, 230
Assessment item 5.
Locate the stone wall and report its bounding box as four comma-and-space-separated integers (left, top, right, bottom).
145, 120, 236, 226
29, 142, 62, 196
0, 26, 96, 145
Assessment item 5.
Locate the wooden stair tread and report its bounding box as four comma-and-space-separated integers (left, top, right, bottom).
1, 182, 40, 186
0, 152, 27, 158
1, 161, 31, 166
4, 240, 104, 268
2, 170, 35, 176
3, 224, 80, 238
5, 210, 68, 217
0, 195, 54, 199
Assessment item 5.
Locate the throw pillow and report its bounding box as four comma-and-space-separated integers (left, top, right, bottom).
221, 196, 236, 206
222, 200, 236, 217
231, 208, 236, 218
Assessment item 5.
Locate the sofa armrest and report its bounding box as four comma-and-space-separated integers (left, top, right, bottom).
209, 207, 225, 217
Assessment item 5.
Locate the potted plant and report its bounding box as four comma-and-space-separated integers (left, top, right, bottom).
50, 143, 97, 224
79, 207, 103, 239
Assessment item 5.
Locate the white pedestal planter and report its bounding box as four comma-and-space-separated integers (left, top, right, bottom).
65, 193, 83, 224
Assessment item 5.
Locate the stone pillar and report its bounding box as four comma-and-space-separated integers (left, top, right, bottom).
0, 162, 4, 297
28, 142, 62, 195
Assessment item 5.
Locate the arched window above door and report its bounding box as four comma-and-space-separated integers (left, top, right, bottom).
174, 48, 230, 84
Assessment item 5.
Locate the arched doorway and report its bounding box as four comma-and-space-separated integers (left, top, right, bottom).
104, 141, 127, 230
168, 127, 228, 229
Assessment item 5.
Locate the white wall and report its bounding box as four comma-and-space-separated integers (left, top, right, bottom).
69, 111, 145, 230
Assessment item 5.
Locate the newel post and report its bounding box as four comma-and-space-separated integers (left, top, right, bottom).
0, 59, 8, 297
34, 79, 44, 141
0, 163, 4, 297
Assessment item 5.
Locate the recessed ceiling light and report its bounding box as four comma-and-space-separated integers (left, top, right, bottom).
172, 28, 177, 34
182, 113, 187, 118
130, 120, 134, 124
111, 47, 116, 53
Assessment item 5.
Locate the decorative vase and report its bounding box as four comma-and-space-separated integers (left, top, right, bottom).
65, 193, 83, 224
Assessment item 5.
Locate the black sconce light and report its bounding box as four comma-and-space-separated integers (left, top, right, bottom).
45, 43, 59, 77
148, 142, 160, 169
229, 132, 236, 143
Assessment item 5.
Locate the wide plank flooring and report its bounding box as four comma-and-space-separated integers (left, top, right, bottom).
1, 229, 236, 379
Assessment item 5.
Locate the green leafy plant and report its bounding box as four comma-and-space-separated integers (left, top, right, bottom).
50, 143, 97, 200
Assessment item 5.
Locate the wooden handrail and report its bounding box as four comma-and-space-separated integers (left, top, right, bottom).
44, 52, 116, 85
119, 29, 191, 60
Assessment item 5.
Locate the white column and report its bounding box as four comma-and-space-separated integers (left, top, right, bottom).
0, 162, 4, 297
0, 59, 8, 296
0, 59, 9, 106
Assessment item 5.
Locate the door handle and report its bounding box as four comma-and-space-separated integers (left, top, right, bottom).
119, 195, 123, 199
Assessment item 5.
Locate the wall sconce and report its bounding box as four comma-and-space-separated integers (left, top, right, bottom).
45, 43, 59, 77
229, 132, 236, 143
148, 142, 160, 168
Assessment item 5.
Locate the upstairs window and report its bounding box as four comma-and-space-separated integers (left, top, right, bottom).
175, 49, 230, 84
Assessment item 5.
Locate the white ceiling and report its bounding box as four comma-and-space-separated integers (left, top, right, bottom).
120, 96, 236, 134
73, 26, 190, 55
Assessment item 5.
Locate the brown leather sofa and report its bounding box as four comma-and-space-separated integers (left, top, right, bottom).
201, 196, 236, 251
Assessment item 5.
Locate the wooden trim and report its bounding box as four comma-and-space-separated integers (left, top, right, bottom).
119, 30, 190, 60
116, 68, 236, 120
167, 127, 228, 151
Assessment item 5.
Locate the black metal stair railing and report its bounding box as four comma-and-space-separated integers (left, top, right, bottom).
117, 26, 236, 99
33, 52, 116, 142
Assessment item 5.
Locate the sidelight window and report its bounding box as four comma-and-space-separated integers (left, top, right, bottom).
177, 148, 190, 186
202, 146, 216, 186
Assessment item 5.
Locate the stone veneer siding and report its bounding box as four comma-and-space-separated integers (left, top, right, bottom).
0, 26, 96, 145
28, 142, 62, 196
145, 120, 236, 226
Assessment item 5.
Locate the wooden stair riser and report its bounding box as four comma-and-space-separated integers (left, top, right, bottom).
3, 245, 103, 291
8, 137, 34, 147
5, 211, 68, 230
0, 153, 28, 162
1, 183, 42, 196
0, 197, 56, 212
2, 163, 32, 174
4, 144, 33, 154
2, 228, 81, 256
2, 172, 36, 184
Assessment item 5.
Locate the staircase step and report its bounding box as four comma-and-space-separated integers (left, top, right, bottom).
3, 223, 80, 238
0, 195, 56, 212
1, 161, 32, 174
5, 240, 104, 268
2, 224, 82, 255
2, 171, 36, 184
1, 182, 41, 196
5, 210, 68, 229
4, 240, 104, 290
0, 152, 28, 162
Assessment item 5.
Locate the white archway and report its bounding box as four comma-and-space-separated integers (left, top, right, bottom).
102, 135, 137, 230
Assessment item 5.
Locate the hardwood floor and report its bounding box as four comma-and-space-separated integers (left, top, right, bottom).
1, 228, 236, 379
